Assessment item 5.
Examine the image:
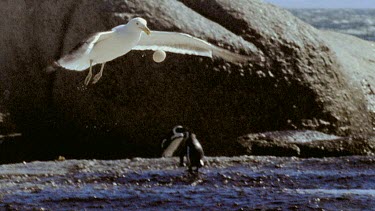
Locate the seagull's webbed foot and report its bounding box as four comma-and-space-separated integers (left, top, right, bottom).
92, 73, 102, 84
84, 60, 94, 86
84, 73, 92, 86
92, 62, 106, 84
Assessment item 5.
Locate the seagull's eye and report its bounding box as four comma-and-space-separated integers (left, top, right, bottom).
136, 22, 139, 25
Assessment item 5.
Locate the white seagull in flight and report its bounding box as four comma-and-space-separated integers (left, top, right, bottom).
53, 17, 252, 85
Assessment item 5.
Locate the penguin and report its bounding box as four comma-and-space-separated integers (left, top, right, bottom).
161, 125, 204, 172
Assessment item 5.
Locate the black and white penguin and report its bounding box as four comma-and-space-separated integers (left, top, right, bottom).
161, 125, 204, 172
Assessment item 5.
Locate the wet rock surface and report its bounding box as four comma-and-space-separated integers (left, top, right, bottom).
1, 156, 375, 210
238, 130, 375, 157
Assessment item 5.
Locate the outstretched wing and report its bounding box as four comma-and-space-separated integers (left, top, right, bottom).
132, 31, 251, 63
57, 31, 114, 71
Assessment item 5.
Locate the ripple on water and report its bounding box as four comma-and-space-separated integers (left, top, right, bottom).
1, 156, 375, 210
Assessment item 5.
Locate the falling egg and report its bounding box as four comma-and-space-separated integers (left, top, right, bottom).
153, 50, 166, 63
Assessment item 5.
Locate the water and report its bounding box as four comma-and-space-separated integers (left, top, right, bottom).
0, 156, 375, 210
290, 9, 375, 41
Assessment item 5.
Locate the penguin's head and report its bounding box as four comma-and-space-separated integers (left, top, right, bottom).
161, 125, 187, 157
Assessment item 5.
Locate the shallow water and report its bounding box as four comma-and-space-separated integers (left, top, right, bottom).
0, 156, 375, 210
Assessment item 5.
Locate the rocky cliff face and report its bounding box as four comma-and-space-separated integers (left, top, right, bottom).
0, 0, 374, 161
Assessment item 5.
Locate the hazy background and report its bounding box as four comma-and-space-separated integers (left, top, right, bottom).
265, 0, 375, 9
263, 0, 375, 41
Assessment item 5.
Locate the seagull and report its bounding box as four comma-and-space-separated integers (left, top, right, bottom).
52, 17, 253, 85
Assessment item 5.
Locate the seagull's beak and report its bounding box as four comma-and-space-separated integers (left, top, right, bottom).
141, 26, 151, 35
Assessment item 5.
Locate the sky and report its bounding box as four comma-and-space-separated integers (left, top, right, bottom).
264, 0, 375, 9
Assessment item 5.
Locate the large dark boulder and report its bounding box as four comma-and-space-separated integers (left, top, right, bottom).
0, 0, 374, 161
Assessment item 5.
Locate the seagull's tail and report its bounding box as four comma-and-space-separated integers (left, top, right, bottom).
57, 54, 91, 71
45, 61, 61, 73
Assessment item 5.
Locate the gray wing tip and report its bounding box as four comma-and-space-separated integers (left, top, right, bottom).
214, 47, 265, 64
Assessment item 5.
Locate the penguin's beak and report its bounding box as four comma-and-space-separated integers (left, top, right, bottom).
141, 26, 151, 35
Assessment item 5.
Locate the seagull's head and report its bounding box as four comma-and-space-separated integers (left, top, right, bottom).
128, 17, 151, 35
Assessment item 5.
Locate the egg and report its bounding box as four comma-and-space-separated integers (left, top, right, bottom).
153, 50, 166, 63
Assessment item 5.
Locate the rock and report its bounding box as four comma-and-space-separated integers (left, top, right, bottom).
0, 0, 374, 160
238, 130, 375, 157
0, 134, 24, 164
